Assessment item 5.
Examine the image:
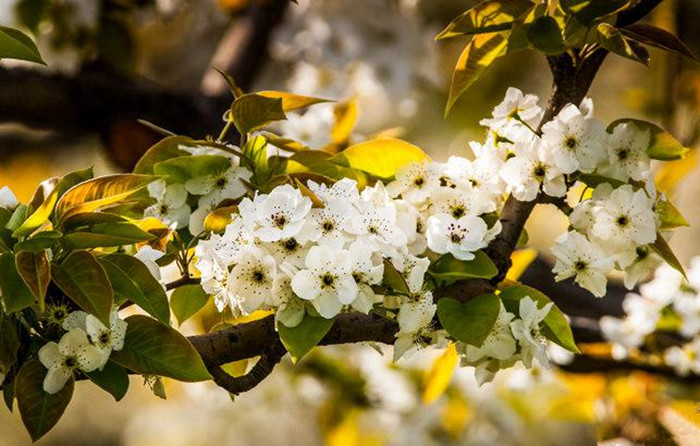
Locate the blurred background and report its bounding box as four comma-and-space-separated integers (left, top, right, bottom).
1, 0, 699, 444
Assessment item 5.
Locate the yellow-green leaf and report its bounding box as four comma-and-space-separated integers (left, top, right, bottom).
437, 295, 501, 346
596, 23, 649, 65
278, 314, 334, 363
15, 250, 50, 304
330, 138, 429, 180
652, 233, 686, 278
12, 188, 58, 238
423, 343, 458, 404
258, 90, 331, 112
446, 33, 509, 114
0, 25, 45, 65
171, 284, 210, 325
231, 93, 287, 135
436, 0, 534, 40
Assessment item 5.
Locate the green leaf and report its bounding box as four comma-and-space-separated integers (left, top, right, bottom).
621, 24, 696, 61
656, 199, 689, 230
53, 167, 95, 205
12, 188, 58, 238
446, 32, 509, 114
499, 284, 579, 352
382, 258, 411, 295
596, 23, 649, 65
0, 25, 44, 64
133, 136, 193, 175
98, 253, 170, 324
16, 359, 73, 441
14, 230, 62, 252
61, 222, 155, 249
607, 118, 689, 160
330, 138, 430, 180
561, 0, 628, 25
55, 174, 158, 224
212, 67, 244, 98
0, 253, 36, 313
85, 360, 129, 402
0, 311, 20, 373
437, 294, 501, 346
527, 16, 567, 55
278, 314, 334, 363
258, 91, 331, 112
231, 93, 287, 135
153, 155, 232, 184
51, 251, 113, 325
652, 233, 686, 278
171, 284, 210, 325
15, 250, 50, 304
5, 204, 29, 232
436, 0, 534, 40
111, 315, 211, 382
60, 212, 128, 232
429, 251, 498, 284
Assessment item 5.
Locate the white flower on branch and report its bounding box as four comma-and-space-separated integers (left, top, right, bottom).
480, 87, 543, 141
500, 136, 567, 202
228, 247, 277, 315
598, 122, 651, 182
551, 231, 614, 297
38, 329, 106, 394
426, 213, 499, 261
510, 296, 553, 368
239, 184, 313, 242
144, 179, 191, 229
394, 292, 436, 361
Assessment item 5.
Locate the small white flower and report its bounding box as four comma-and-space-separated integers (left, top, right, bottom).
465, 302, 517, 361
598, 122, 650, 182
664, 338, 700, 376
291, 245, 358, 318
395, 200, 428, 255
500, 137, 567, 201
272, 273, 306, 328
386, 161, 439, 204
394, 292, 436, 361
590, 185, 657, 252
85, 309, 128, 369
541, 103, 607, 173
144, 179, 191, 229
426, 213, 499, 261
239, 185, 313, 242
347, 241, 384, 313
444, 155, 504, 198
351, 201, 407, 250
429, 185, 496, 219
38, 328, 106, 394
622, 245, 659, 289
264, 237, 309, 269
228, 247, 277, 315
0, 186, 18, 209
510, 296, 553, 368
389, 253, 430, 295
551, 231, 614, 297
480, 87, 542, 139
295, 202, 354, 247
186, 165, 252, 209
308, 178, 360, 205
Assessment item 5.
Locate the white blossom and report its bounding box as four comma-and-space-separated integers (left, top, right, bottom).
394, 292, 436, 361
0, 186, 18, 209
598, 122, 651, 182
144, 179, 191, 229
480, 87, 542, 140
386, 161, 439, 204
510, 296, 553, 368
186, 165, 252, 209
239, 184, 313, 242
38, 329, 106, 394
500, 136, 567, 201
227, 247, 277, 315
551, 231, 614, 297
426, 213, 499, 261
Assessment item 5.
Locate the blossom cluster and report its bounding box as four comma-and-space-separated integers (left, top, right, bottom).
38, 306, 128, 393
601, 260, 700, 376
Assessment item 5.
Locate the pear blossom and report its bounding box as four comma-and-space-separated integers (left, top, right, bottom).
295, 203, 354, 247
272, 273, 306, 328
390, 252, 430, 295
346, 241, 384, 313
308, 178, 360, 205
429, 185, 496, 219
664, 338, 700, 376
394, 292, 436, 361
386, 161, 439, 204
265, 237, 309, 269
541, 103, 606, 173
465, 303, 517, 362
38, 328, 106, 394
351, 201, 407, 250
510, 296, 553, 368
551, 231, 614, 297
291, 245, 358, 318
500, 137, 567, 201
590, 185, 657, 252
0, 186, 18, 209
599, 122, 651, 182
239, 185, 313, 242
426, 213, 499, 261
85, 310, 128, 368
186, 165, 252, 209
144, 179, 191, 229
228, 247, 277, 315
479, 87, 542, 139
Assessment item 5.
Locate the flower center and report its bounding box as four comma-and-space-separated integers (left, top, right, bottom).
574, 260, 587, 271
64, 356, 78, 369
159, 205, 169, 214
216, 178, 227, 188
368, 226, 379, 235
413, 177, 425, 187
450, 233, 462, 243
533, 164, 547, 179
321, 273, 335, 287
99, 332, 111, 345
283, 238, 298, 252
252, 270, 265, 283
272, 213, 287, 228
321, 221, 334, 233
636, 246, 648, 260
617, 148, 629, 160
565, 136, 578, 150
616, 215, 629, 227
451, 206, 466, 218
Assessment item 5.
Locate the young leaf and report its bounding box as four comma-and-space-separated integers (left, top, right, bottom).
436, 0, 534, 40
51, 251, 114, 325
429, 251, 498, 284
231, 93, 287, 135
85, 360, 130, 402
0, 253, 36, 312
4, 204, 28, 232
110, 315, 211, 382
132, 136, 193, 175
0, 25, 45, 64
55, 174, 158, 224
52, 167, 95, 207
12, 187, 58, 238
330, 138, 430, 180
621, 24, 696, 60
382, 258, 411, 295
656, 199, 689, 230
153, 155, 232, 184
596, 23, 650, 65
527, 16, 567, 55
437, 294, 501, 346
212, 67, 245, 98
61, 222, 155, 249
258, 90, 331, 112
278, 314, 334, 363
98, 253, 170, 325
171, 284, 210, 325
16, 359, 74, 441
652, 233, 686, 278
607, 118, 689, 160
499, 284, 579, 352
15, 250, 50, 303
560, 0, 628, 26
446, 32, 509, 114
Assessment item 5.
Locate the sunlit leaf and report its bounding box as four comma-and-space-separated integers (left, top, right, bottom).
171, 284, 210, 325
446, 32, 509, 114
204, 205, 238, 233
61, 222, 155, 249
331, 138, 429, 180
655, 150, 698, 193
656, 199, 689, 230
621, 23, 696, 60
652, 233, 686, 278
429, 251, 498, 284
111, 315, 211, 381
12, 188, 58, 238
423, 343, 458, 404
507, 248, 538, 281
15, 250, 50, 304
16, 359, 73, 441
0, 253, 36, 313
231, 93, 287, 135
561, 0, 628, 25
278, 314, 334, 363
153, 155, 231, 183
436, 0, 534, 40
258, 90, 331, 112
330, 98, 359, 148
437, 294, 501, 346
0, 25, 44, 64
596, 23, 649, 65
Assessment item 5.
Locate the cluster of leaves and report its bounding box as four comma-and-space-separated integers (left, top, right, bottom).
439, 0, 696, 113
0, 169, 211, 440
